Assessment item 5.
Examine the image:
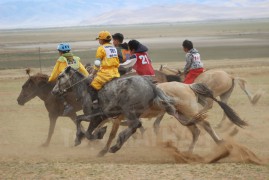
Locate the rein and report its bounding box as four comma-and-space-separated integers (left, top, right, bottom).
60, 70, 88, 93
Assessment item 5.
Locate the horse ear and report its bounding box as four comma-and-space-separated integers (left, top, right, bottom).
65, 66, 71, 73
159, 64, 163, 71
25, 68, 31, 77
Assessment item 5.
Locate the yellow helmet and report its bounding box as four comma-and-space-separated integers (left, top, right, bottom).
96, 31, 112, 40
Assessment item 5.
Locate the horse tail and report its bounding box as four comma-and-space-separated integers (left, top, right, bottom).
234, 77, 262, 105
190, 83, 248, 128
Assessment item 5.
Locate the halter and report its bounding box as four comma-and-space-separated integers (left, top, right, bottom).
18, 76, 50, 103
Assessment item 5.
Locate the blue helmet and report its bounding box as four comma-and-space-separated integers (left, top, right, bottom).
57, 43, 71, 52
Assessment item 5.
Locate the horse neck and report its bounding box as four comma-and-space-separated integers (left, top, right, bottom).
36, 82, 54, 101
71, 72, 90, 101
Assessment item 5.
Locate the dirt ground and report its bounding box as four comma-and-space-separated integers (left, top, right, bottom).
0, 58, 269, 179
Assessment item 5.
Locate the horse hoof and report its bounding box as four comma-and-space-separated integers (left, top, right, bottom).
74, 139, 81, 146
217, 139, 225, 145
97, 126, 107, 139
109, 145, 120, 153
85, 132, 92, 140
97, 149, 107, 157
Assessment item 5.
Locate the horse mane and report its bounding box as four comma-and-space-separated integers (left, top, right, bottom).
31, 73, 49, 82
29, 73, 54, 88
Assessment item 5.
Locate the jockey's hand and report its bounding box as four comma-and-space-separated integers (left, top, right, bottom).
86, 75, 94, 83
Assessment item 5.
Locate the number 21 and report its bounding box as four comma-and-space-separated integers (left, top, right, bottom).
139, 55, 150, 64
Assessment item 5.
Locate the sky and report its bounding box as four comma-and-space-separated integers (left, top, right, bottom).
0, 0, 269, 29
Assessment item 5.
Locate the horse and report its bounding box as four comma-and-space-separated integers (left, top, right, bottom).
52, 66, 247, 156
159, 65, 262, 127
16, 70, 106, 147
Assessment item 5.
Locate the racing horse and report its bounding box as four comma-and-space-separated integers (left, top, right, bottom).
159, 65, 262, 127
17, 70, 106, 146
52, 66, 247, 156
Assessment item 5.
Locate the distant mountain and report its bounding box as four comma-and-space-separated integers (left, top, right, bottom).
1, 0, 269, 29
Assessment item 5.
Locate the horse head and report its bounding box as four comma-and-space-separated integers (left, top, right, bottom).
17, 71, 49, 105
52, 66, 85, 96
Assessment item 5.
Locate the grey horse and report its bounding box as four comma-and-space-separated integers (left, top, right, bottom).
52, 66, 183, 155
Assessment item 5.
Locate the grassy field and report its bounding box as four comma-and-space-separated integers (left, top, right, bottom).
0, 19, 269, 69
0, 19, 269, 179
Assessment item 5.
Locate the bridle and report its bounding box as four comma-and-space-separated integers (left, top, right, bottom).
57, 69, 88, 94
19, 77, 47, 102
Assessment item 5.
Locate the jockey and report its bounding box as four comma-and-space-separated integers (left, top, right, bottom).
89, 31, 120, 103
182, 40, 204, 84
49, 43, 89, 115
119, 39, 155, 76
112, 33, 131, 75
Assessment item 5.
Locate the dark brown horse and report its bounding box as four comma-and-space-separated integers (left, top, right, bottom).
17, 71, 106, 146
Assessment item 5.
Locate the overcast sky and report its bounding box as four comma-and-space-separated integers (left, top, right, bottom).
0, 0, 269, 29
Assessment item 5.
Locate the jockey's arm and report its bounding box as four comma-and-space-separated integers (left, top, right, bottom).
119, 57, 137, 69
48, 61, 60, 82
183, 55, 193, 74
91, 59, 101, 76
79, 63, 89, 77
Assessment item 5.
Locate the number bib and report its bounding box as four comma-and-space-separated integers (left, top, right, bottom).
192, 54, 201, 62
103, 46, 118, 58
133, 52, 155, 76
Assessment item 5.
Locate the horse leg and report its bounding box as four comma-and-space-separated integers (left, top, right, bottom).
69, 113, 86, 134
172, 112, 201, 152
235, 77, 262, 105
84, 115, 104, 140
90, 118, 110, 140
153, 113, 165, 136
98, 117, 122, 157
121, 119, 146, 137
41, 114, 57, 147
199, 98, 213, 114
109, 113, 141, 153
216, 82, 234, 128
198, 120, 223, 144
74, 114, 91, 146
139, 124, 146, 137
186, 125, 200, 153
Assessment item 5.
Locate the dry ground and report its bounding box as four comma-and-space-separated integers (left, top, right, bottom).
0, 59, 269, 179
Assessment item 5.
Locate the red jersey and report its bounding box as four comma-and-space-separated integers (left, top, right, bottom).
132, 52, 155, 76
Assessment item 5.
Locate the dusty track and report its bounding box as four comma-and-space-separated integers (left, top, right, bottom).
0, 59, 269, 179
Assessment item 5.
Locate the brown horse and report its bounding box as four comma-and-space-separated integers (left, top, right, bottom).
159, 65, 262, 127
17, 71, 106, 147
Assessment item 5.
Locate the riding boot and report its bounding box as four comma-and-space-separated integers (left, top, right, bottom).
87, 86, 99, 109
